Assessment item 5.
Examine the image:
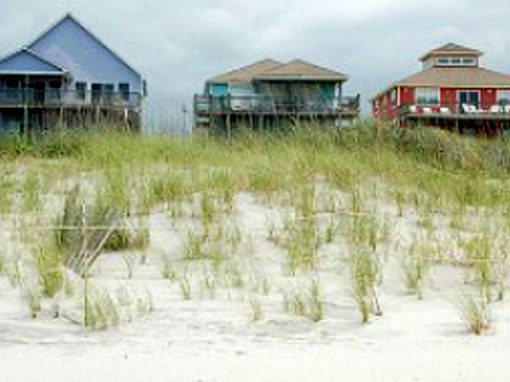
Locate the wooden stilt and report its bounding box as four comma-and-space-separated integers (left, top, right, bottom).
226, 113, 232, 139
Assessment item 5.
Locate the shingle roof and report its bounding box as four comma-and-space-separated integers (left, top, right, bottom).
208, 59, 283, 84
207, 59, 348, 84
394, 67, 510, 88
420, 43, 483, 61
254, 59, 348, 82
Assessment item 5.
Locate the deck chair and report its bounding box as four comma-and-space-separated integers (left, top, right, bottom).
505, 105, 510, 114
490, 105, 503, 113
462, 104, 480, 114
461, 104, 472, 113
408, 105, 418, 113
439, 107, 451, 114
422, 107, 433, 114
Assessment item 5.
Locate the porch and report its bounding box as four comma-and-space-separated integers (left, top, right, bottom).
397, 102, 510, 135
0, 74, 141, 109
0, 88, 142, 109
194, 94, 360, 117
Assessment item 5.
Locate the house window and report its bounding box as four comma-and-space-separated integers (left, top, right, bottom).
76, 82, 87, 101
497, 90, 510, 105
47, 80, 62, 102
436, 56, 477, 67
119, 83, 130, 102
103, 84, 114, 104
91, 83, 114, 104
391, 89, 398, 105
4, 79, 20, 101
91, 83, 102, 104
415, 88, 440, 105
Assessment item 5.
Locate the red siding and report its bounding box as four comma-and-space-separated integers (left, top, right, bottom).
440, 88, 456, 110
373, 87, 400, 120
481, 89, 497, 108
400, 87, 415, 105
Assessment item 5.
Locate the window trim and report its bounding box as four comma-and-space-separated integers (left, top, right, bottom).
118, 83, 130, 102
391, 88, 398, 106
415, 87, 440, 106
435, 56, 478, 67
75, 81, 87, 101
497, 90, 510, 105
457, 90, 481, 107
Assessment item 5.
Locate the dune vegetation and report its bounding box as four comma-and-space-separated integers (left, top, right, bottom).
1, 121, 510, 335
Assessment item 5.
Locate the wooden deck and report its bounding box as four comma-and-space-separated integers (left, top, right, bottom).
398, 103, 510, 122
0, 90, 142, 110
401, 112, 510, 122
194, 94, 360, 128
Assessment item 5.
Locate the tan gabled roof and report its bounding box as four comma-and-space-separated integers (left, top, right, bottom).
208, 59, 283, 84
420, 43, 483, 61
394, 67, 510, 88
254, 59, 348, 82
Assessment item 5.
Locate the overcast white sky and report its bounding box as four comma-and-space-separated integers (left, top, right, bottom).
1, 0, 510, 129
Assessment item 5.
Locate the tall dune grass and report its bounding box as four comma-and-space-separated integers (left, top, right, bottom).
3, 122, 510, 332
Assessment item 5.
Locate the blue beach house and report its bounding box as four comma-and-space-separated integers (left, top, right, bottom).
0, 14, 145, 134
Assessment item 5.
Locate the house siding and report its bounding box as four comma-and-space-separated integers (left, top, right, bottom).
440, 88, 456, 109
400, 87, 415, 105
481, 89, 497, 108
29, 17, 142, 93
374, 87, 399, 120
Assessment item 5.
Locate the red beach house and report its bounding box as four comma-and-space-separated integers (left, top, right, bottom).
372, 43, 510, 134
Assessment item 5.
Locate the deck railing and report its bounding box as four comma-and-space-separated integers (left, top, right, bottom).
0, 89, 142, 108
399, 102, 510, 117
194, 94, 361, 115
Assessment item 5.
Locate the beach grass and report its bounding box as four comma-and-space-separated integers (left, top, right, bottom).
2, 122, 510, 333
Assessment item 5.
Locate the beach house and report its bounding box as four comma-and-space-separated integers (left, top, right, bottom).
0, 14, 145, 134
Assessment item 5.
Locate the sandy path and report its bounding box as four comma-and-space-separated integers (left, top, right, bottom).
2, 338, 509, 382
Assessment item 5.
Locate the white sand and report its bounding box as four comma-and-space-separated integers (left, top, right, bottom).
1, 192, 510, 382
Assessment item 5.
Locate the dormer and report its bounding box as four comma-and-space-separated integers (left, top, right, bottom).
419, 43, 483, 69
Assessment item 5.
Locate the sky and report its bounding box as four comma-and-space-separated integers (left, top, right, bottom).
1, 0, 510, 131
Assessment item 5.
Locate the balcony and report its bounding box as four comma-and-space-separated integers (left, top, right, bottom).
194, 94, 360, 117
0, 89, 142, 109
398, 102, 510, 121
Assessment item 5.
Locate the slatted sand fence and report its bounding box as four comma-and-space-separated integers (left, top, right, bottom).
58, 186, 125, 277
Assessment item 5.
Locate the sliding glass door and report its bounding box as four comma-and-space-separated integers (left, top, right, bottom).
458, 90, 480, 107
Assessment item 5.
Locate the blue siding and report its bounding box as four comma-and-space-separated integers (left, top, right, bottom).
0, 50, 63, 74
210, 83, 229, 96
29, 16, 143, 92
